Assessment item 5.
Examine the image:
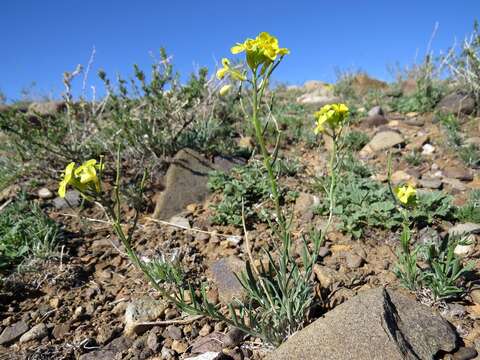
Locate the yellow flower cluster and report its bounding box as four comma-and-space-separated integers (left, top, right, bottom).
58, 159, 103, 198
314, 103, 349, 134
231, 32, 289, 70
394, 184, 417, 205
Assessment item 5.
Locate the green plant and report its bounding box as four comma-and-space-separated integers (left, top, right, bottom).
315, 171, 399, 238
394, 224, 422, 291
98, 49, 239, 159
208, 158, 301, 226
404, 150, 422, 167
457, 190, 480, 223
389, 162, 472, 301
315, 162, 455, 239
208, 161, 271, 226
57, 33, 337, 346
342, 130, 369, 152
422, 234, 475, 300
393, 225, 473, 301
445, 20, 480, 111
392, 51, 445, 114
412, 191, 456, 225
438, 112, 463, 147
459, 144, 480, 168
0, 194, 61, 271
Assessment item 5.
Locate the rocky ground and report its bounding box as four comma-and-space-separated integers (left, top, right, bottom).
0, 80, 479, 360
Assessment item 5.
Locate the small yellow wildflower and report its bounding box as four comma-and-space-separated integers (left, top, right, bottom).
314, 103, 349, 134
394, 184, 417, 205
216, 58, 245, 81
58, 159, 103, 198
219, 84, 232, 96
58, 162, 75, 198
75, 159, 103, 192
231, 32, 289, 69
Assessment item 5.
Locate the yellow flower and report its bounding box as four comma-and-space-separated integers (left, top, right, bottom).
75, 159, 103, 192
314, 103, 349, 134
58, 162, 75, 198
216, 58, 230, 80
231, 32, 289, 69
219, 84, 232, 96
216, 58, 245, 81
394, 184, 417, 205
58, 159, 104, 198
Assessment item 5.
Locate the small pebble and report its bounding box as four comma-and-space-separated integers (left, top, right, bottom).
166, 325, 182, 340
171, 339, 188, 354
199, 324, 212, 337
318, 247, 331, 258
37, 188, 53, 199
346, 253, 364, 269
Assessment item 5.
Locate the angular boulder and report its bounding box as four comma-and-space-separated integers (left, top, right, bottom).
436, 93, 475, 115
269, 288, 457, 360
153, 148, 244, 220
28, 101, 66, 117
363, 130, 404, 152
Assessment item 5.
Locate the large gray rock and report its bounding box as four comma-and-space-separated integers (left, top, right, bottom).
0, 320, 29, 345
363, 131, 404, 152
124, 298, 167, 336
436, 93, 475, 115
449, 223, 480, 236
368, 106, 384, 117
208, 256, 245, 304
28, 101, 66, 117
153, 149, 244, 219
19, 323, 48, 343
296, 93, 341, 107
269, 288, 457, 360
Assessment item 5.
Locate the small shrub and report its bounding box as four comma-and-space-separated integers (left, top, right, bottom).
394, 225, 473, 301
445, 20, 480, 111
457, 190, 480, 223
315, 169, 455, 239
422, 234, 475, 300
208, 158, 298, 226
99, 50, 239, 159
342, 131, 369, 152
404, 151, 422, 167
459, 144, 480, 168
438, 112, 463, 147
390, 54, 445, 113
0, 194, 61, 271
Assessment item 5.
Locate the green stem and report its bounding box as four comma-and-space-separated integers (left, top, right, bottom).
323, 135, 337, 237
251, 71, 285, 233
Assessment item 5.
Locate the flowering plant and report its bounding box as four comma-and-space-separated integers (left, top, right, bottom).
58, 159, 103, 199
394, 183, 417, 206
314, 103, 349, 135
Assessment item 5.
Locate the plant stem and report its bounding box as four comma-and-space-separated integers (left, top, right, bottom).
251, 72, 285, 233
323, 135, 337, 237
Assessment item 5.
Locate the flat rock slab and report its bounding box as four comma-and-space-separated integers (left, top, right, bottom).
449, 223, 480, 236
436, 93, 475, 115
366, 131, 404, 152
269, 287, 457, 360
124, 298, 167, 336
208, 256, 245, 304
153, 148, 244, 220
0, 320, 29, 345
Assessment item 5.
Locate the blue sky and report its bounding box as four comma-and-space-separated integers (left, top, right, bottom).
1, 1, 479, 101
